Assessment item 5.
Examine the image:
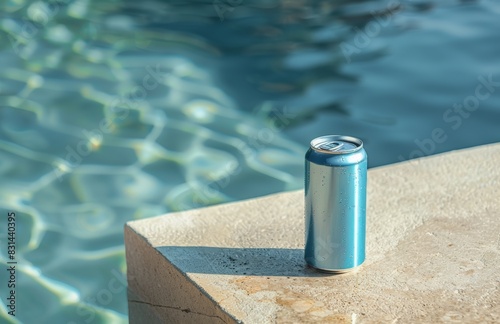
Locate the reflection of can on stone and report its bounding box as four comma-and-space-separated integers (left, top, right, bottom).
305, 135, 367, 273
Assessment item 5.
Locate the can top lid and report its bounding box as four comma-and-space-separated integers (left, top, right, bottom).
310, 135, 363, 154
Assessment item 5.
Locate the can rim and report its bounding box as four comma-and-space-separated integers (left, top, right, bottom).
310, 135, 363, 154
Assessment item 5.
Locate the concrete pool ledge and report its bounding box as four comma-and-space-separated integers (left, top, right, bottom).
125, 143, 500, 323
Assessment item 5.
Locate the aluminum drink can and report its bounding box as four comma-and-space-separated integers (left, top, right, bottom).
304, 135, 367, 273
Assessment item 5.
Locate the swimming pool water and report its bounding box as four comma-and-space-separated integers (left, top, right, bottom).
0, 0, 499, 323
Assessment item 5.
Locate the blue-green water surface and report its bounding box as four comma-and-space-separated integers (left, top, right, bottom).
0, 0, 499, 323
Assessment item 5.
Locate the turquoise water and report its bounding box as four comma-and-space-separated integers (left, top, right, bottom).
0, 0, 499, 323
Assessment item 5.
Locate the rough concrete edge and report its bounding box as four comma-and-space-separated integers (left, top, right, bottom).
126, 189, 303, 231
127, 143, 500, 228
370, 142, 499, 172
125, 224, 241, 324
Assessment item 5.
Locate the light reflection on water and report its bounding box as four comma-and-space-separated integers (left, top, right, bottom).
0, 0, 499, 322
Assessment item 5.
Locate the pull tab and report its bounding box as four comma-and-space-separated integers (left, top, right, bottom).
319, 141, 344, 151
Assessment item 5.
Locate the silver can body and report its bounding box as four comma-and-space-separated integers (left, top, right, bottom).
304, 135, 367, 272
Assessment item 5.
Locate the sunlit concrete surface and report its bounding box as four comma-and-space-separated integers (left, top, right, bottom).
125, 143, 500, 323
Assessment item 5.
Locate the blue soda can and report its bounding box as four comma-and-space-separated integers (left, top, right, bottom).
304, 135, 367, 273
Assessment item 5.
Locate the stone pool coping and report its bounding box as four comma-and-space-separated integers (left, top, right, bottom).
125, 143, 500, 323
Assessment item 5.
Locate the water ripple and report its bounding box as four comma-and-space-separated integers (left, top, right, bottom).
1, 0, 500, 323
